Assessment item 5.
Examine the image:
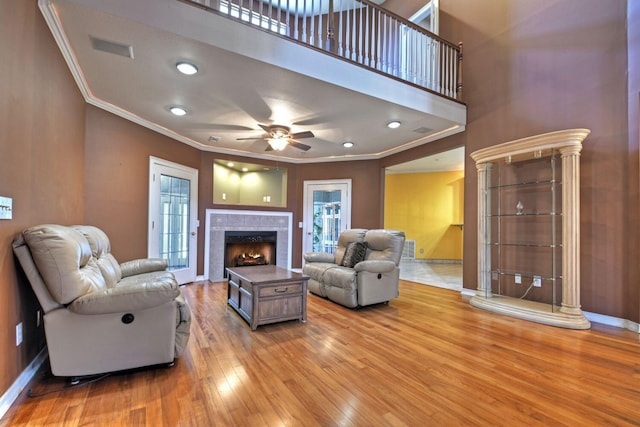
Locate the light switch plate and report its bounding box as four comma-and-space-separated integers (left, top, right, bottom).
16, 323, 22, 346
0, 196, 12, 220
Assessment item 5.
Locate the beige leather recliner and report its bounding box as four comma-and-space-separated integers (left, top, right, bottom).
12, 224, 191, 377
303, 229, 405, 308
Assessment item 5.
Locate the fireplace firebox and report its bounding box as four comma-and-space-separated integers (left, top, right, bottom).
224, 231, 277, 275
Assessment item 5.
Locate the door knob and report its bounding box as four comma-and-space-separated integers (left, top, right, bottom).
191, 231, 196, 236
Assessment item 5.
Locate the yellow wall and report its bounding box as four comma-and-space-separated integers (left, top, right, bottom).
384, 171, 464, 260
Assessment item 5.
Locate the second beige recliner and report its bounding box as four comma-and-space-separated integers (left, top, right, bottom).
303, 229, 405, 308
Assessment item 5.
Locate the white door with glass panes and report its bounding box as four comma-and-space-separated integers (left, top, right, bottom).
148, 157, 198, 285
302, 180, 352, 263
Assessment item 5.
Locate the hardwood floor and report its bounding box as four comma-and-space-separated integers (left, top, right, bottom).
2, 280, 639, 426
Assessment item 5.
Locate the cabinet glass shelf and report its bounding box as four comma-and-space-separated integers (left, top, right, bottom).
488, 242, 561, 248
488, 212, 561, 217
489, 179, 560, 190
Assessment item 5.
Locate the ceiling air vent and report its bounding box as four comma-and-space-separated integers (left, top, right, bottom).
413, 127, 433, 134
89, 36, 134, 59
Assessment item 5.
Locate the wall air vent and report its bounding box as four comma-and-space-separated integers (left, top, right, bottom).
402, 240, 416, 259
89, 36, 134, 59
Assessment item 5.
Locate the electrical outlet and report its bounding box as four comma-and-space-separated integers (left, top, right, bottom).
515, 274, 522, 284
533, 276, 542, 287
16, 322, 23, 346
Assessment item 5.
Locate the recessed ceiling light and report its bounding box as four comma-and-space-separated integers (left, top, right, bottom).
227, 162, 234, 167
169, 106, 187, 116
176, 61, 198, 75
387, 121, 401, 129
343, 141, 354, 148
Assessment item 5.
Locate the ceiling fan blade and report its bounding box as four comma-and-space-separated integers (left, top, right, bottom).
290, 130, 314, 139
289, 140, 311, 151
236, 134, 267, 141
258, 124, 271, 132
264, 143, 274, 152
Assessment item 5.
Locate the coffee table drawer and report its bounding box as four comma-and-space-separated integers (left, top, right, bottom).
258, 296, 303, 319
259, 283, 303, 297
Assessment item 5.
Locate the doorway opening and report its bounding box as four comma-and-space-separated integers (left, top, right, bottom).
384, 146, 464, 290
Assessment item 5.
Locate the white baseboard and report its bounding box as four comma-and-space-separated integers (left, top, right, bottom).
0, 348, 48, 420
583, 311, 640, 333
460, 288, 476, 297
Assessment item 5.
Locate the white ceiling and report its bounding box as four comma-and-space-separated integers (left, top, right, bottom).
39, 0, 466, 164
385, 146, 465, 173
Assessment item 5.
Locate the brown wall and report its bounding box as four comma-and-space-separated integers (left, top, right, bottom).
384, 0, 638, 322
2, 0, 639, 406
0, 1, 86, 396
629, 0, 640, 327
200, 153, 382, 268
291, 160, 383, 266
84, 106, 201, 264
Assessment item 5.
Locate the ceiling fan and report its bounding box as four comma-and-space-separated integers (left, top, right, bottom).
236, 124, 314, 151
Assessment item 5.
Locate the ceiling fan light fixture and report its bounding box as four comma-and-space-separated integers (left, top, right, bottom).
343, 141, 354, 148
387, 120, 401, 129
268, 138, 289, 151
169, 105, 188, 116
176, 61, 198, 75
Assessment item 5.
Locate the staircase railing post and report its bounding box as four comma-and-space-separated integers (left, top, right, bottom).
456, 42, 463, 101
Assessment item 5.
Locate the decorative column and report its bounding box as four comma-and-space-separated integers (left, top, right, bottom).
559, 145, 583, 316
476, 162, 492, 298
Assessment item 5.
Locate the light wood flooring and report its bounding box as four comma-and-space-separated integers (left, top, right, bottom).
2, 280, 640, 426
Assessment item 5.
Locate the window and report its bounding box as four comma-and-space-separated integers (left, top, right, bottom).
219, 0, 288, 35
159, 174, 191, 270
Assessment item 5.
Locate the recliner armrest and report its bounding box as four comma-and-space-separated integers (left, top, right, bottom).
354, 260, 397, 273
68, 277, 180, 315
120, 258, 168, 277
304, 252, 335, 263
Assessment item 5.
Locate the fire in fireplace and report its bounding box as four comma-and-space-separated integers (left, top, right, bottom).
224, 231, 277, 274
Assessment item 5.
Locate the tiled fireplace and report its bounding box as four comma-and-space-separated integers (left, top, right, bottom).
205, 209, 293, 281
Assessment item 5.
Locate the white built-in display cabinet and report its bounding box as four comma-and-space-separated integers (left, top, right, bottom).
470, 129, 591, 329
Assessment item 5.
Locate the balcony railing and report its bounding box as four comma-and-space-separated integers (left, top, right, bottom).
180, 0, 463, 101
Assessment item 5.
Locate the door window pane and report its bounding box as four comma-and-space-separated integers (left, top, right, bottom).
312, 190, 342, 253
159, 174, 190, 270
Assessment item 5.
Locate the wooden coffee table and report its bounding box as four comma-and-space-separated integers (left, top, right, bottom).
226, 265, 309, 330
